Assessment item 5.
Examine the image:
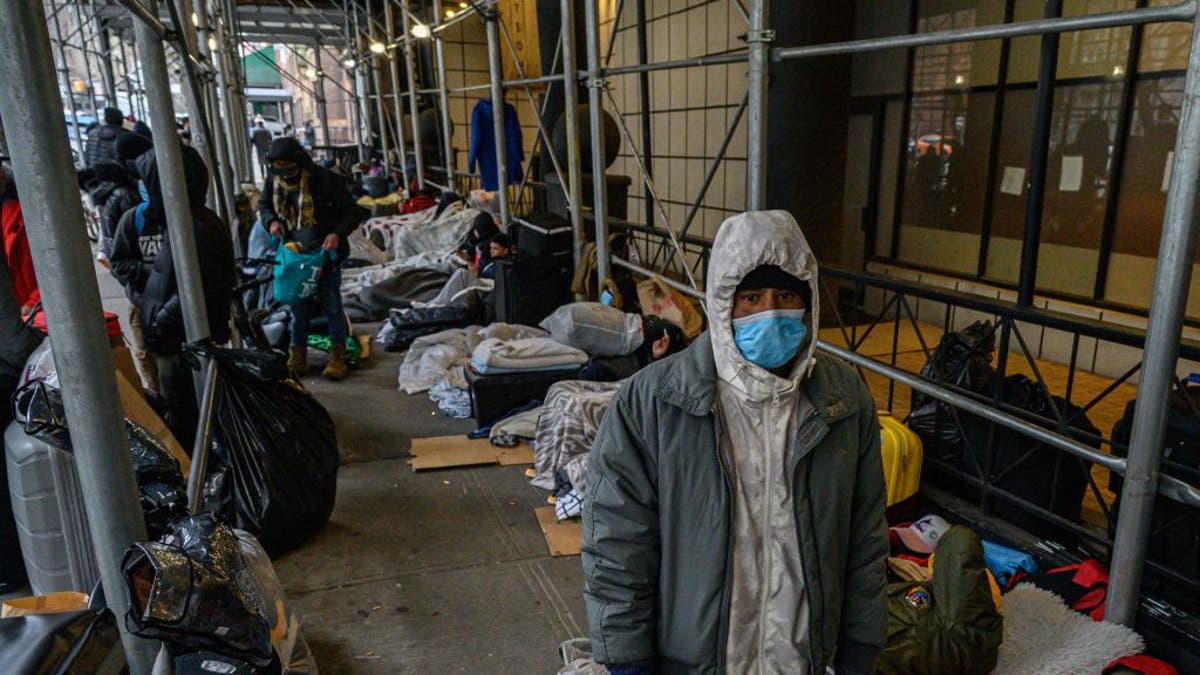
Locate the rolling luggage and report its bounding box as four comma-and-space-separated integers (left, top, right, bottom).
879, 411, 923, 507
493, 256, 571, 328
466, 367, 579, 426
3, 421, 99, 595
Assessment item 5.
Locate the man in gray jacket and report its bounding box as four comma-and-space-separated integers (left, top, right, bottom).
582, 210, 888, 675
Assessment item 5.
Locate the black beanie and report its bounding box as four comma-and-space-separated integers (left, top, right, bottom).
266, 136, 310, 165
103, 107, 124, 126
735, 264, 811, 305
115, 132, 153, 162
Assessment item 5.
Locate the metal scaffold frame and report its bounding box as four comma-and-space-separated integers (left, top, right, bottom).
3, 3, 1200, 671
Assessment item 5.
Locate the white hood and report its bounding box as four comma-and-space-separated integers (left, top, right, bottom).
706, 210, 821, 396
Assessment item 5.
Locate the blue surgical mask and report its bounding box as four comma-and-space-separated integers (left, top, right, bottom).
599, 289, 615, 306
732, 308, 808, 370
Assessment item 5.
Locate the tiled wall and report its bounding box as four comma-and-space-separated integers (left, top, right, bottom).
600, 0, 750, 239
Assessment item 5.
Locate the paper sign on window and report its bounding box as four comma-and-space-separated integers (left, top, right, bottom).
1059, 156, 1083, 192
1000, 166, 1026, 196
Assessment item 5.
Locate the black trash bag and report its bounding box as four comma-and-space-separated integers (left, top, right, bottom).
906, 321, 996, 460
0, 601, 124, 674
11, 380, 188, 539
381, 298, 483, 352
197, 345, 339, 557
123, 514, 318, 671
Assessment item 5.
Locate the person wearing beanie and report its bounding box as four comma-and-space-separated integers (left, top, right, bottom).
84, 106, 131, 167
258, 136, 367, 381
582, 211, 888, 675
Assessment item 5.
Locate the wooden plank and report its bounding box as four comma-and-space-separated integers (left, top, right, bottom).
409, 436, 499, 471
495, 444, 535, 466
535, 506, 582, 557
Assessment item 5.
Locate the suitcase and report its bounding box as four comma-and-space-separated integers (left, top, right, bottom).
493, 257, 571, 328
879, 411, 923, 506
3, 421, 100, 594
466, 367, 579, 426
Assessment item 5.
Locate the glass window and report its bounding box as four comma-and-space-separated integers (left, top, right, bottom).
1009, 0, 1134, 83
912, 1, 1004, 91
1139, 0, 1192, 73
896, 91, 995, 275
1107, 77, 1188, 311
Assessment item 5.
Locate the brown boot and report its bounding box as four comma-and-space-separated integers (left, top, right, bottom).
287, 345, 308, 375
323, 343, 348, 381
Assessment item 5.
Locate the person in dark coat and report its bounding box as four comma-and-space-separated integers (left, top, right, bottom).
258, 136, 367, 380
78, 161, 141, 264
110, 142, 235, 444
251, 118, 273, 179
84, 107, 130, 168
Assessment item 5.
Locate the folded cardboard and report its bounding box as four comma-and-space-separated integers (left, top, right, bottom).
535, 506, 582, 557
1, 591, 90, 618
408, 435, 533, 471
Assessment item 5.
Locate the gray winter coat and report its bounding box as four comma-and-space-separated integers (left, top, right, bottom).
582, 213, 888, 675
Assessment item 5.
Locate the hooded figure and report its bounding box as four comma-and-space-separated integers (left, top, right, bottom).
85, 107, 131, 167
582, 210, 888, 675
79, 161, 141, 260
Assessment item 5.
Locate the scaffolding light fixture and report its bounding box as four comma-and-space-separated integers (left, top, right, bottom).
343, 57, 356, 69
411, 23, 432, 39
305, 66, 318, 80
207, 36, 217, 51
370, 41, 386, 54
446, 9, 456, 18
191, 12, 198, 27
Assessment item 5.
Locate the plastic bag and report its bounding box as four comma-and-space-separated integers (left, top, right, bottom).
906, 321, 996, 460
0, 600, 124, 674
557, 638, 610, 675
122, 514, 318, 672
199, 346, 339, 557
540, 302, 644, 357
11, 380, 187, 538
636, 276, 704, 339
273, 245, 332, 306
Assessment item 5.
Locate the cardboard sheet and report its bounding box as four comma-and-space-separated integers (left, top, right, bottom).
408, 435, 534, 471
115, 369, 190, 474
535, 506, 582, 557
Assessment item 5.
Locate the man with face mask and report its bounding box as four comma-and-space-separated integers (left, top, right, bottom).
259, 137, 366, 380
582, 210, 888, 675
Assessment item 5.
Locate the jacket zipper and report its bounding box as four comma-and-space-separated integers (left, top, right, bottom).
712, 410, 735, 674
756, 392, 778, 670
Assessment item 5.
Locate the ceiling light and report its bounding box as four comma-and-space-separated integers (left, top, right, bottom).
446, 9, 456, 18
305, 66, 318, 80
410, 23, 432, 39
1112, 65, 1125, 77
207, 36, 217, 51
369, 41, 386, 54
459, 1, 468, 6
953, 74, 965, 85
191, 12, 199, 27
343, 58, 356, 69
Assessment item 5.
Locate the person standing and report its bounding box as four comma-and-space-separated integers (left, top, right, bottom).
85, 107, 131, 167
109, 143, 235, 444
258, 137, 366, 381
303, 119, 316, 150
251, 117, 273, 181
0, 166, 38, 317
581, 210, 889, 675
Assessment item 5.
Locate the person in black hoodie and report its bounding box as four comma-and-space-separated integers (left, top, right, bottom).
78, 161, 141, 265
85, 107, 130, 168
110, 142, 235, 443
259, 136, 366, 380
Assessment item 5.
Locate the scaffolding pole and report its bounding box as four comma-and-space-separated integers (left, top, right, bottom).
352, 4, 375, 160
432, 0, 456, 193
484, 10, 510, 224
133, 3, 213, 349
583, 0, 610, 284
1107, 10, 1200, 626
0, 2, 158, 671
368, 0, 392, 169
560, 0, 585, 268
400, 0, 426, 187
315, 42, 332, 147
345, 0, 367, 161
745, 0, 768, 210
94, 9, 119, 106
384, 1, 410, 188
70, 0, 101, 115
48, 0, 85, 160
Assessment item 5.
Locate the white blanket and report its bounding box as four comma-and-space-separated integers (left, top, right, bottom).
470, 337, 589, 374
397, 323, 549, 394
340, 252, 457, 295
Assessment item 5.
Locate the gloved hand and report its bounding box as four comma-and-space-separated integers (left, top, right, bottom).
982, 540, 1038, 587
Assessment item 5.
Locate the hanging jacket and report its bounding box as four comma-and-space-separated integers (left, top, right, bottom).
468, 99, 524, 191
582, 210, 889, 675
0, 184, 38, 311
84, 123, 129, 167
